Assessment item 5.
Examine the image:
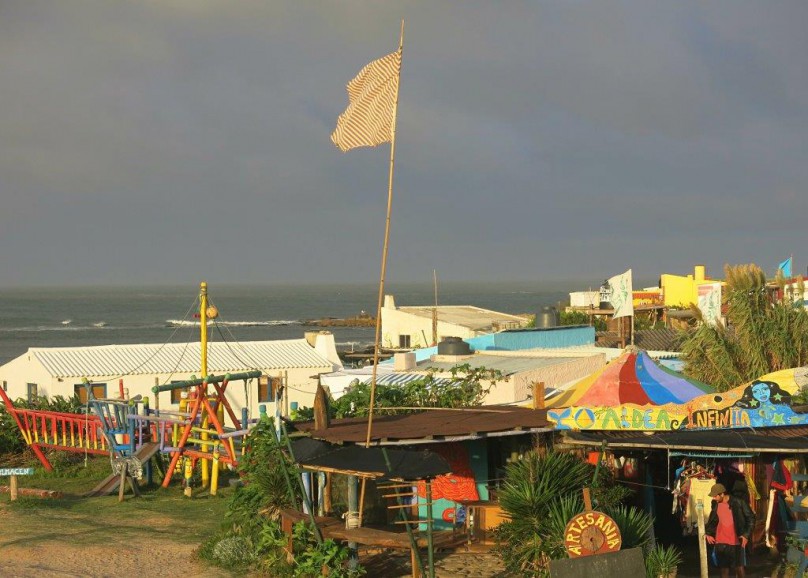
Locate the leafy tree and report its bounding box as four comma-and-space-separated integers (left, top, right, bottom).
322, 364, 502, 419
559, 310, 606, 331
229, 416, 301, 524
680, 264, 808, 391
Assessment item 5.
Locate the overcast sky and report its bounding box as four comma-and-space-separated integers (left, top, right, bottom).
1, 1, 806, 288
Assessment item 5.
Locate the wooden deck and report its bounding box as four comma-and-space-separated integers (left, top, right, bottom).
280, 508, 467, 550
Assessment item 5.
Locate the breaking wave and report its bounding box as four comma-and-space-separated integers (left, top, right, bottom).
165, 319, 302, 328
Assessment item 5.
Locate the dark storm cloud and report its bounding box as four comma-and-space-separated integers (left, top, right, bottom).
0, 1, 806, 287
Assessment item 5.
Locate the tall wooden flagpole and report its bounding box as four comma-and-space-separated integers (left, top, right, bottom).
359, 19, 404, 520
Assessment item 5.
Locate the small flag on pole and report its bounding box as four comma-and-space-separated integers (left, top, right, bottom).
331, 50, 402, 152
607, 269, 634, 319
778, 257, 793, 278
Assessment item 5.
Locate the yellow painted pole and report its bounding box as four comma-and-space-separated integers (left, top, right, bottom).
211, 448, 220, 496
200, 410, 210, 489
199, 283, 210, 489
183, 458, 193, 498
200, 282, 208, 378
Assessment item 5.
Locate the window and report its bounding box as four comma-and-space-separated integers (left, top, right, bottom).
258, 376, 281, 403
26, 383, 38, 404
398, 334, 411, 348
74, 383, 107, 404
2, 381, 6, 391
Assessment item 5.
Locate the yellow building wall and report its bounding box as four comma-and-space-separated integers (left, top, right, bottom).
661, 265, 713, 307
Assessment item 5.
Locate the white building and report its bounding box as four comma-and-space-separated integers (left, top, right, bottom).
569, 291, 600, 309
380, 294, 530, 350
322, 348, 606, 405
0, 332, 342, 425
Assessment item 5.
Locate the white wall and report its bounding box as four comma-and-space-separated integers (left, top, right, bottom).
0, 353, 327, 426
448, 354, 607, 405
381, 297, 480, 349
569, 291, 599, 309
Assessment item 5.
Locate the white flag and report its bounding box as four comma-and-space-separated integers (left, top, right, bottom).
697, 283, 722, 326
607, 269, 634, 319
331, 50, 402, 152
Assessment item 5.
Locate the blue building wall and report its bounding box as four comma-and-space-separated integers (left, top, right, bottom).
397, 325, 595, 363
482, 325, 595, 351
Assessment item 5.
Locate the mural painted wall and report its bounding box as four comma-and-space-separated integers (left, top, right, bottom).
549, 368, 808, 431
416, 440, 489, 530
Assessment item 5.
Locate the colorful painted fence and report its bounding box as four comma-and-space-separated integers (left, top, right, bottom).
0, 387, 108, 471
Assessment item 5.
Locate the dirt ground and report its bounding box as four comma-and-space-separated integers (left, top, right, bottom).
0, 501, 230, 578
0, 497, 509, 578
0, 490, 783, 578
0, 541, 227, 578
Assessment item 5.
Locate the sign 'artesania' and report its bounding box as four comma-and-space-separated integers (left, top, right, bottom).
564, 510, 622, 557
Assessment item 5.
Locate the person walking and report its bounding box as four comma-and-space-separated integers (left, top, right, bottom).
705, 482, 756, 578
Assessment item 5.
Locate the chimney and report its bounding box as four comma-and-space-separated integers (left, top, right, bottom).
313, 331, 343, 370
394, 352, 416, 371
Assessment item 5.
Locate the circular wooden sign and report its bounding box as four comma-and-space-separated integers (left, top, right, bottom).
564, 511, 622, 557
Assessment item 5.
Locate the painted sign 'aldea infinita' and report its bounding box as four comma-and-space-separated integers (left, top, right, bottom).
549, 367, 808, 432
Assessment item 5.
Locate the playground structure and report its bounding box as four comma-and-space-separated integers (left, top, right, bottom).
1, 375, 264, 496
0, 282, 270, 496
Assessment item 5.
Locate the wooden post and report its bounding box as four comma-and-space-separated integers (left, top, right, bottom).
9, 475, 18, 501
281, 512, 294, 564
324, 472, 332, 513
118, 463, 128, 502
410, 548, 421, 578
697, 499, 708, 578
426, 480, 435, 578
532, 382, 545, 409
582, 487, 593, 511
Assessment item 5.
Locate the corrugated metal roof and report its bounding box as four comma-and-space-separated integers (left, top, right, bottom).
370, 373, 453, 387
30, 339, 333, 378
596, 329, 683, 352
418, 354, 582, 376
295, 406, 550, 444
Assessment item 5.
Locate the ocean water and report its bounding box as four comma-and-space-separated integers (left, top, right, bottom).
0, 282, 572, 365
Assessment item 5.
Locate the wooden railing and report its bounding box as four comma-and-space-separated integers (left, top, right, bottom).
0, 387, 108, 471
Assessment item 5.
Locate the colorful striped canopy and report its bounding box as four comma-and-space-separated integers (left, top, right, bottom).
546, 349, 714, 408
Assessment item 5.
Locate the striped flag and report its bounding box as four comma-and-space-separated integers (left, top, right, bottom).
331, 49, 402, 152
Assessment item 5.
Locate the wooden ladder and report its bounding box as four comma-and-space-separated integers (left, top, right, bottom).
377, 482, 433, 578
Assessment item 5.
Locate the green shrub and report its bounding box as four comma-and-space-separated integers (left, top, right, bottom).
494, 450, 654, 577
200, 417, 362, 576
645, 543, 683, 578
212, 535, 256, 567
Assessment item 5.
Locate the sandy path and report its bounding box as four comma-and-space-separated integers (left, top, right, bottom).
0, 499, 510, 578
0, 543, 229, 578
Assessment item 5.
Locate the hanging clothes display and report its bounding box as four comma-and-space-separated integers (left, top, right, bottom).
671, 461, 716, 535
765, 457, 796, 550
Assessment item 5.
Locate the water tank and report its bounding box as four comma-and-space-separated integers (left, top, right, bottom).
437, 336, 471, 356
536, 306, 559, 328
